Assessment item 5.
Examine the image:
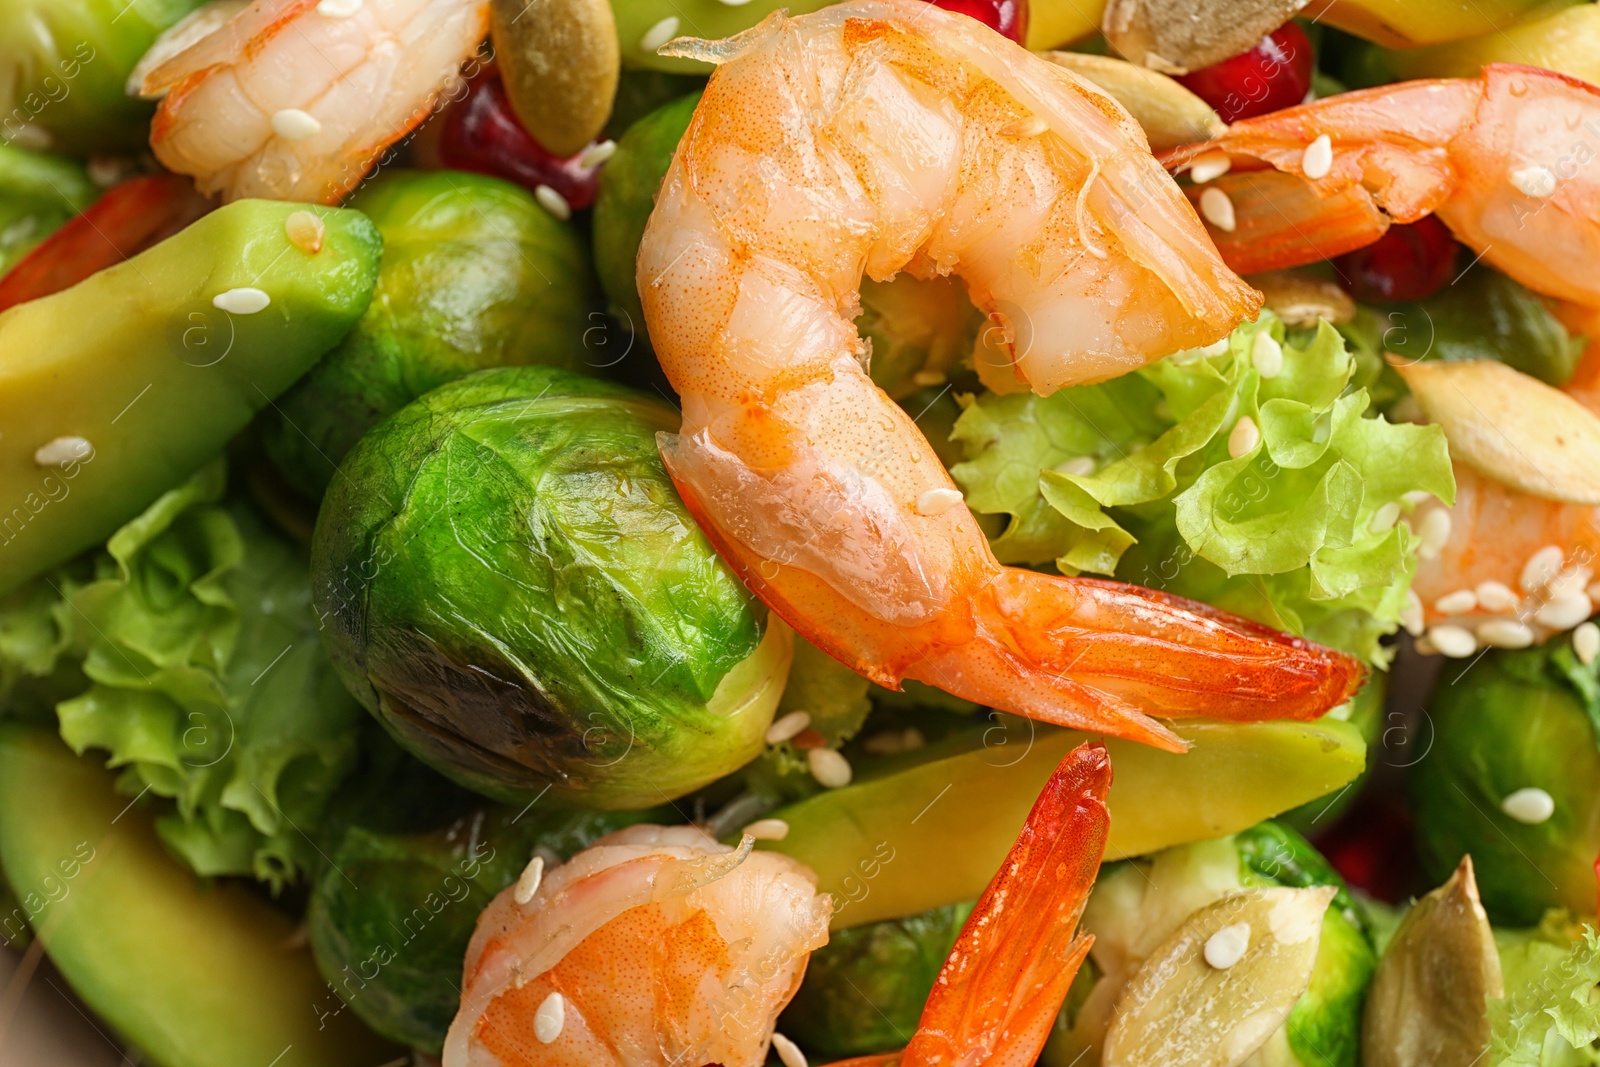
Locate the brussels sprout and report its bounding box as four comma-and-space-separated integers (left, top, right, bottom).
605, 68, 707, 141
1412, 640, 1600, 925
779, 900, 974, 1058
1278, 676, 1386, 836
0, 0, 205, 153
313, 366, 792, 809
0, 143, 95, 275
266, 170, 598, 498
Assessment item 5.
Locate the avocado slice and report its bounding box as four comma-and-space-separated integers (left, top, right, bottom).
766, 718, 1366, 929
0, 198, 381, 595
0, 725, 395, 1067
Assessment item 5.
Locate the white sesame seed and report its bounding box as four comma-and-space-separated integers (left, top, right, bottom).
1002, 115, 1050, 138
1534, 592, 1592, 632
1428, 624, 1477, 658
1204, 922, 1251, 970
718, 0, 755, 7
1475, 581, 1520, 614
1369, 501, 1401, 535
213, 287, 270, 314
316, 0, 363, 14
576, 140, 617, 171
1402, 490, 1434, 507
534, 185, 572, 221
915, 487, 964, 516
808, 747, 853, 789
533, 991, 564, 1042
742, 818, 790, 841
911, 369, 947, 387
1575, 621, 1600, 665
1054, 456, 1096, 477
284, 210, 325, 254
34, 436, 91, 466
772, 1033, 809, 1067
1197, 337, 1231, 358
513, 855, 544, 905
1199, 187, 1236, 232
1188, 151, 1231, 184
1301, 134, 1334, 180
1400, 589, 1425, 636
1588, 581, 1600, 603
1251, 331, 1283, 378
1501, 787, 1555, 825
639, 16, 680, 52
765, 711, 811, 745
1510, 165, 1557, 199
1416, 508, 1452, 561
863, 727, 926, 755
1549, 566, 1593, 600
270, 108, 322, 141
1227, 416, 1260, 458
1434, 590, 1477, 616
1477, 619, 1535, 649
1522, 545, 1566, 593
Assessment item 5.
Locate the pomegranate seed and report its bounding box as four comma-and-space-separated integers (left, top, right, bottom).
1334, 215, 1461, 303
1179, 22, 1313, 124
929, 0, 1026, 44
438, 66, 605, 212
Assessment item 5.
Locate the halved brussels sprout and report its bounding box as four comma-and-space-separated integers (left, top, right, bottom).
312, 366, 791, 809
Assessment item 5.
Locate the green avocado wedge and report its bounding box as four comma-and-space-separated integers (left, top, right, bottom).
0, 725, 395, 1067
0, 199, 381, 595
765, 718, 1366, 930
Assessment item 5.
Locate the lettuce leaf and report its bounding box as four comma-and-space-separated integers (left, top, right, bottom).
0, 464, 365, 889
1491, 914, 1600, 1066
950, 313, 1455, 664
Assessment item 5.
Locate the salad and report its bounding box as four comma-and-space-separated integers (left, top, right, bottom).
0, 0, 1597, 1065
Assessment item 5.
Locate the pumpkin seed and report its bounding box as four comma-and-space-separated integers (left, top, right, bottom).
491, 0, 620, 157
1043, 52, 1225, 150
1249, 270, 1355, 327
1101, 0, 1312, 74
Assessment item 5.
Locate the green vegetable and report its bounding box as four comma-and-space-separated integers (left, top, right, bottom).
611, 0, 835, 73
0, 198, 382, 596
1413, 641, 1600, 925
1491, 911, 1600, 1066
313, 366, 791, 809
0, 464, 368, 887
0, 724, 392, 1067
1278, 675, 1386, 835
605, 68, 707, 141
0, 0, 206, 154
0, 143, 95, 275
265, 170, 597, 498
951, 311, 1456, 665
780, 900, 974, 1058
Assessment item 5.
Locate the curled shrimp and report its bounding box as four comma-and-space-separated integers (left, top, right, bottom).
442, 825, 831, 1066
138, 0, 490, 204
636, 0, 1361, 753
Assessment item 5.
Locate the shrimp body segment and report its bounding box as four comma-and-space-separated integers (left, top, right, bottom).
638, 0, 1361, 752
443, 826, 831, 1067
140, 0, 490, 204
1169, 65, 1600, 310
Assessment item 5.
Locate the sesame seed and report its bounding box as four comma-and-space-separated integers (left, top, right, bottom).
1575, 621, 1599, 664
316, 0, 363, 14
213, 287, 270, 314
808, 747, 853, 789
1251, 331, 1283, 378
863, 727, 926, 755
1534, 592, 1591, 632
1188, 151, 1231, 184
1510, 165, 1557, 198
1501, 787, 1555, 825
1413, 633, 1438, 656
1477, 619, 1535, 649
915, 487, 964, 516
1475, 581, 1520, 614
742, 818, 790, 841
911, 369, 947, 387
1416, 508, 1452, 561
533, 991, 564, 1042
34, 436, 91, 466
1521, 545, 1565, 593
1369, 501, 1401, 534
1301, 134, 1334, 180
512, 855, 544, 905
534, 185, 572, 221
1549, 566, 1593, 600
1400, 589, 1425, 636
1204, 922, 1251, 970
1401, 490, 1433, 507
85, 155, 128, 188
1197, 338, 1231, 357
1427, 624, 1477, 658
1054, 456, 1096, 477
1434, 589, 1477, 616
577, 140, 617, 171
772, 1033, 809, 1067
284, 210, 325, 254
270, 108, 322, 141
1001, 116, 1049, 138
639, 16, 680, 53
765, 711, 811, 745
1199, 187, 1236, 232
1227, 415, 1260, 458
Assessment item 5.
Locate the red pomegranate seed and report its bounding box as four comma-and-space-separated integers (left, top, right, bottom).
438, 65, 607, 212
1334, 215, 1462, 303
1179, 22, 1314, 124
930, 0, 1026, 44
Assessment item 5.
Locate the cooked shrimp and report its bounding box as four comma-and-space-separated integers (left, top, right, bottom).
636, 0, 1361, 753
442, 825, 831, 1067
138, 0, 490, 204
1165, 65, 1600, 309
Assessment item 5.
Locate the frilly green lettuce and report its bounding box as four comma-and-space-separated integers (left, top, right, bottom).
950, 313, 1455, 664
0, 464, 364, 889
1491, 913, 1600, 1066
